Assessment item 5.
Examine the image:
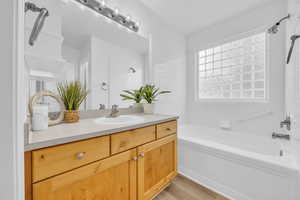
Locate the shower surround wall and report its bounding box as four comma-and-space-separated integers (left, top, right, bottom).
108, 0, 187, 121
186, 0, 287, 136
89, 36, 145, 109
285, 2, 300, 192
286, 0, 300, 140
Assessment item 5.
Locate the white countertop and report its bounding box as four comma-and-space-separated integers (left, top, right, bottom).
25, 113, 178, 151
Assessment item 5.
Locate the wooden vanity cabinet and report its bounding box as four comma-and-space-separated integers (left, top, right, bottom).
137, 135, 177, 200
156, 121, 177, 139
25, 120, 177, 200
111, 126, 156, 155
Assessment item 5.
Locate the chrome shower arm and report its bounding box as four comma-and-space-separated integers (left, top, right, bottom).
277, 14, 291, 25
287, 35, 300, 64
29, 8, 49, 46
25, 2, 43, 13
25, 2, 49, 46
268, 14, 290, 34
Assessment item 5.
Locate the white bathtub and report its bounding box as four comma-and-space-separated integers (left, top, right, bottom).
178, 124, 299, 200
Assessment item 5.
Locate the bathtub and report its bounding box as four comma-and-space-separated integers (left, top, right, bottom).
178, 124, 299, 200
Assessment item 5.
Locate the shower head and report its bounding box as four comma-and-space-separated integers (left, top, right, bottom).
268, 14, 290, 34
25, 2, 49, 46
128, 67, 136, 73
268, 24, 279, 34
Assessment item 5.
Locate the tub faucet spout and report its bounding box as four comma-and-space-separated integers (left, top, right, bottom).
272, 132, 290, 140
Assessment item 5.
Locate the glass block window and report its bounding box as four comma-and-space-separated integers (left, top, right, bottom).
197, 32, 267, 100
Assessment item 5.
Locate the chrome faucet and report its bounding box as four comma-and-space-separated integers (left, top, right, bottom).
108, 105, 119, 118
272, 132, 290, 140
280, 115, 291, 131
99, 104, 106, 110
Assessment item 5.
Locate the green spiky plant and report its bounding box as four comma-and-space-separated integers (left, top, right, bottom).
120, 87, 144, 103
142, 84, 171, 104
57, 81, 89, 111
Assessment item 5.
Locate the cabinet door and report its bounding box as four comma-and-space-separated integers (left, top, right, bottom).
137, 135, 177, 200
33, 149, 137, 200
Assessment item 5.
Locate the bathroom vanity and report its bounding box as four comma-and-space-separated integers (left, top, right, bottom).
24, 114, 178, 200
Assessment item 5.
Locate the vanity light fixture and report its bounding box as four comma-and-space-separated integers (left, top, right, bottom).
73, 0, 139, 32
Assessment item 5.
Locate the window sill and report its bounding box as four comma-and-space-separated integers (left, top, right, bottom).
195, 98, 269, 103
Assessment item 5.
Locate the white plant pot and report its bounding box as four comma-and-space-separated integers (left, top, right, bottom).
132, 103, 143, 109
143, 103, 154, 114
132, 103, 144, 112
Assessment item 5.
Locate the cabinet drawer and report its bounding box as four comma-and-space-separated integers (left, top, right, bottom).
156, 121, 177, 139
33, 149, 137, 200
32, 136, 110, 183
111, 126, 156, 154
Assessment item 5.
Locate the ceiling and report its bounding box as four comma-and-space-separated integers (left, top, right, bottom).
140, 0, 279, 35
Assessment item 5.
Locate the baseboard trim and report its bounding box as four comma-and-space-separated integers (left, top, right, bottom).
178, 168, 252, 200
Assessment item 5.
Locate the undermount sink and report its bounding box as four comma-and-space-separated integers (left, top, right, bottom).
94, 115, 144, 125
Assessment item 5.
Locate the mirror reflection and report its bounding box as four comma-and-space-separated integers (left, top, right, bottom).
25, 0, 149, 111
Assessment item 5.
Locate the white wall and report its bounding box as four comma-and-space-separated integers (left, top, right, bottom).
62, 45, 80, 68
0, 0, 24, 199
285, 1, 300, 197
0, 0, 17, 197
62, 44, 81, 81
286, 0, 300, 139
186, 0, 287, 135
108, 43, 144, 107
89, 36, 144, 109
89, 37, 109, 109
109, 0, 187, 121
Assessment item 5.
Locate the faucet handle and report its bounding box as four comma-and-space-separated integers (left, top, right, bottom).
99, 104, 106, 110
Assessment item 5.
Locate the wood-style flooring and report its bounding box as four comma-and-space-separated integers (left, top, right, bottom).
154, 175, 230, 200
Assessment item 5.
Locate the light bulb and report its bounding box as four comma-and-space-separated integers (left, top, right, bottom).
126, 15, 131, 22
100, 0, 105, 7
79, 0, 87, 4
80, 5, 85, 10
114, 8, 119, 16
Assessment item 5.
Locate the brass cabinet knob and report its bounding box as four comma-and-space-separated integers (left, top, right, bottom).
139, 153, 145, 158
76, 152, 86, 159
132, 157, 138, 161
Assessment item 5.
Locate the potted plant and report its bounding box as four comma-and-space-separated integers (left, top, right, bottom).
142, 84, 171, 114
120, 87, 144, 109
57, 81, 89, 123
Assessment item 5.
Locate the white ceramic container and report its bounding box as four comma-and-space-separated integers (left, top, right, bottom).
143, 103, 154, 114
32, 104, 48, 131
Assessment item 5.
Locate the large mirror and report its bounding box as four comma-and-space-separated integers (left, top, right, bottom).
25, 0, 149, 111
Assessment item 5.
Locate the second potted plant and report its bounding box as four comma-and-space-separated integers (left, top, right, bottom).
57, 81, 89, 123
142, 84, 171, 114
120, 87, 144, 109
